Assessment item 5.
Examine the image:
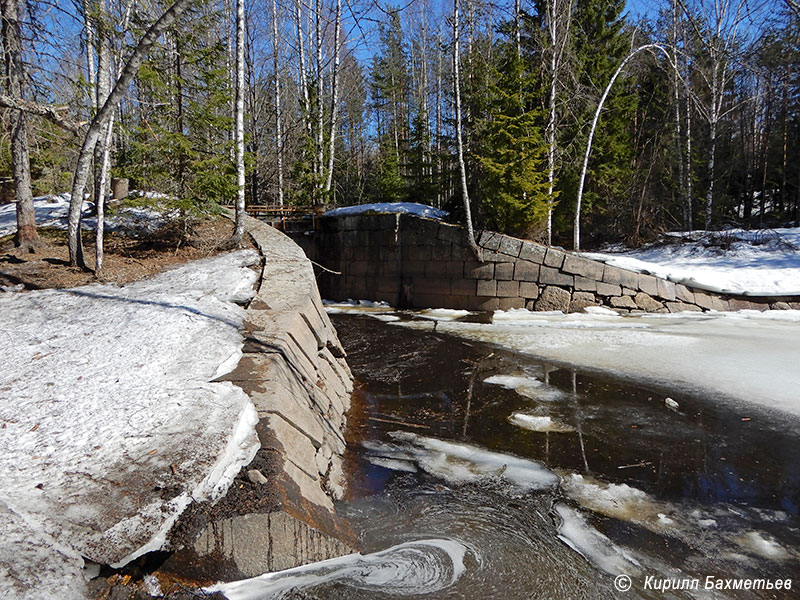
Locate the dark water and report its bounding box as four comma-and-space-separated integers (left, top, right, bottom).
245, 312, 800, 599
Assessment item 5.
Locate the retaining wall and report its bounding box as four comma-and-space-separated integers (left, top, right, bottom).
295, 213, 799, 313
164, 215, 357, 581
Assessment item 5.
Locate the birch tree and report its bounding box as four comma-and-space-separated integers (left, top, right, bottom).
272, 0, 284, 206
1, 0, 38, 251
324, 0, 342, 195
453, 0, 478, 255
232, 0, 246, 244
68, 0, 197, 267
678, 0, 748, 228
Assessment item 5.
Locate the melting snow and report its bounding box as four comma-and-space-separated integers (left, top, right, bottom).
508, 413, 574, 433
0, 251, 261, 597
584, 227, 800, 296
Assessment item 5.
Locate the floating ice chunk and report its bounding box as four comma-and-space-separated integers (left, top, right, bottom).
562, 474, 668, 527
418, 308, 471, 321
698, 519, 717, 529
735, 531, 791, 560
664, 397, 679, 411
508, 413, 574, 433
583, 305, 620, 317
367, 432, 559, 491
483, 374, 565, 402
372, 314, 402, 322
207, 538, 468, 599
555, 504, 640, 575
365, 456, 419, 473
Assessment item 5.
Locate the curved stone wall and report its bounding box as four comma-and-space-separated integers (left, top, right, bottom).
295, 213, 799, 313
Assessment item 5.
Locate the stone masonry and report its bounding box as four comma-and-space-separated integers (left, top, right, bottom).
294, 213, 799, 314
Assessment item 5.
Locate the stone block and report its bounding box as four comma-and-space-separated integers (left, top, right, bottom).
478, 231, 501, 250
602, 265, 640, 289
656, 278, 677, 301
425, 260, 452, 278
595, 282, 622, 297
267, 414, 321, 482
638, 274, 659, 296
675, 284, 695, 304
404, 260, 427, 276
494, 262, 515, 280
430, 243, 453, 261
665, 301, 702, 313
414, 278, 451, 295
543, 247, 566, 268
694, 292, 714, 311
464, 261, 495, 280
569, 291, 597, 313
519, 242, 546, 264
610, 295, 637, 309
498, 236, 523, 258
728, 297, 762, 311
498, 297, 525, 310
634, 292, 663, 312
496, 280, 520, 297
476, 279, 497, 296
437, 223, 464, 244
406, 246, 430, 261
513, 261, 540, 281
451, 278, 477, 296
468, 296, 499, 311
539, 266, 574, 287
562, 255, 605, 280
481, 250, 506, 262
574, 277, 597, 292
519, 282, 540, 299
622, 287, 636, 296
712, 297, 730, 311
535, 286, 571, 312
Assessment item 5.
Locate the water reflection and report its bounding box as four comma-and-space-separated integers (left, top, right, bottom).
328, 313, 799, 599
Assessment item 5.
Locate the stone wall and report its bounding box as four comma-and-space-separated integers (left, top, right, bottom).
164, 215, 357, 581
295, 213, 798, 313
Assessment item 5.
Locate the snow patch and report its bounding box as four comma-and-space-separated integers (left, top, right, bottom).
325, 202, 448, 220
735, 531, 791, 561
0, 251, 261, 581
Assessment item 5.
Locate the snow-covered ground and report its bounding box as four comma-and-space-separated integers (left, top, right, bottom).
0, 251, 261, 599
584, 228, 800, 296
325, 202, 448, 220
0, 195, 173, 239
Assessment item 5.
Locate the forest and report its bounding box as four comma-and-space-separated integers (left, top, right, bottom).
1, 0, 798, 252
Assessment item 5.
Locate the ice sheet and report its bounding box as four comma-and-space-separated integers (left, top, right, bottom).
325, 202, 448, 220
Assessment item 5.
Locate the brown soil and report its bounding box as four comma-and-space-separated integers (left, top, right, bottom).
0, 217, 256, 291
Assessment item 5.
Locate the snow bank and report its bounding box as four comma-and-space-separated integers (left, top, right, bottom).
207, 538, 469, 599
585, 227, 800, 296
325, 202, 448, 220
0, 251, 261, 592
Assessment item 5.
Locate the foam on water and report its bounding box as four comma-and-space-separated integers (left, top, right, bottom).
509, 413, 575, 433
735, 531, 791, 561
207, 538, 469, 600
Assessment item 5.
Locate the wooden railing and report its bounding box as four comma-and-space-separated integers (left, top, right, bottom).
221, 204, 319, 231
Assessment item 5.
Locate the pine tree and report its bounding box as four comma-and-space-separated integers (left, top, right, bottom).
473, 44, 550, 235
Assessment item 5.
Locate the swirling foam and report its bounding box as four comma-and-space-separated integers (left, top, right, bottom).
206, 538, 469, 600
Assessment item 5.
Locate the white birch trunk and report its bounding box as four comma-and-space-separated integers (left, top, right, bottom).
68, 0, 196, 267
324, 0, 341, 196
272, 0, 284, 206
453, 0, 478, 255
314, 0, 324, 203
233, 0, 246, 242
